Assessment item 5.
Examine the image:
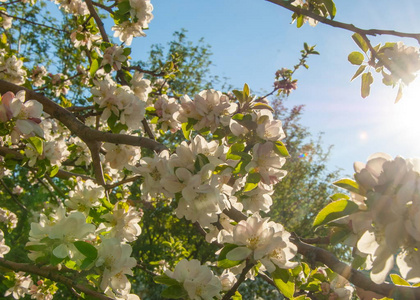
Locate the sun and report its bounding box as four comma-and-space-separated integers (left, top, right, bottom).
388, 77, 420, 153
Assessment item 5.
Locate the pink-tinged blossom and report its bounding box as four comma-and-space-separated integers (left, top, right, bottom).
102, 45, 128, 71
0, 91, 43, 143
31, 66, 47, 87
165, 259, 222, 300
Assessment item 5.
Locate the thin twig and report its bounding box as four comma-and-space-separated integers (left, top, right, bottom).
0, 258, 114, 300
222, 260, 254, 300
265, 0, 420, 44
0, 11, 69, 34
0, 179, 27, 211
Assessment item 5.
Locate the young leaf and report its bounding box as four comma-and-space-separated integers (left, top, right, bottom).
348, 51, 364, 65
274, 141, 290, 157
73, 241, 98, 260
90, 59, 99, 77
352, 33, 368, 53
243, 173, 261, 192
390, 274, 410, 286
154, 274, 180, 286
361, 71, 373, 98
161, 284, 187, 299
351, 65, 366, 81
313, 200, 359, 228
181, 122, 191, 140
27, 137, 43, 155
333, 178, 359, 194
217, 244, 243, 268
272, 267, 295, 299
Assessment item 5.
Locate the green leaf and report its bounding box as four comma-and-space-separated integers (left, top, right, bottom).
329, 193, 350, 201
243, 83, 250, 99
73, 241, 98, 260
218, 244, 243, 268
227, 143, 245, 160
161, 284, 187, 299
361, 72, 373, 98
90, 59, 99, 77
232, 291, 242, 300
330, 227, 351, 244
395, 84, 403, 103
181, 122, 191, 140
351, 65, 367, 81
233, 90, 244, 103
322, 0, 336, 18
296, 14, 304, 28
348, 51, 364, 65
80, 257, 95, 270
49, 165, 59, 177
313, 200, 359, 228
154, 274, 180, 286
333, 178, 359, 194
352, 33, 368, 53
194, 153, 210, 172
1, 33, 7, 44
390, 274, 410, 286
243, 172, 261, 192
272, 267, 295, 299
252, 102, 274, 111
274, 141, 290, 157
27, 137, 43, 155
117, 0, 131, 15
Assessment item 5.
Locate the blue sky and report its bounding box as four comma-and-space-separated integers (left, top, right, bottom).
129, 0, 420, 176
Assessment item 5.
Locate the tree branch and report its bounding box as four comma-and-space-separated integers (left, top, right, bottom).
85, 0, 110, 43
265, 0, 420, 44
0, 258, 114, 300
291, 234, 419, 299
0, 80, 167, 153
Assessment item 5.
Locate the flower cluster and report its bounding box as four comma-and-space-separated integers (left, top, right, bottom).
0, 54, 27, 85
112, 0, 153, 45
338, 153, 420, 283
92, 77, 147, 131
165, 259, 222, 300
380, 42, 420, 85
0, 229, 10, 257
218, 213, 298, 273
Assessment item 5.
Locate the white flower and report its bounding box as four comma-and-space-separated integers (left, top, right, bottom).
4, 272, 33, 299
104, 143, 141, 170
165, 259, 222, 300
0, 229, 10, 257
154, 95, 181, 132
96, 238, 137, 292
0, 55, 27, 85
65, 178, 105, 213
245, 142, 287, 185
130, 72, 151, 101
219, 213, 297, 272
102, 202, 142, 243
